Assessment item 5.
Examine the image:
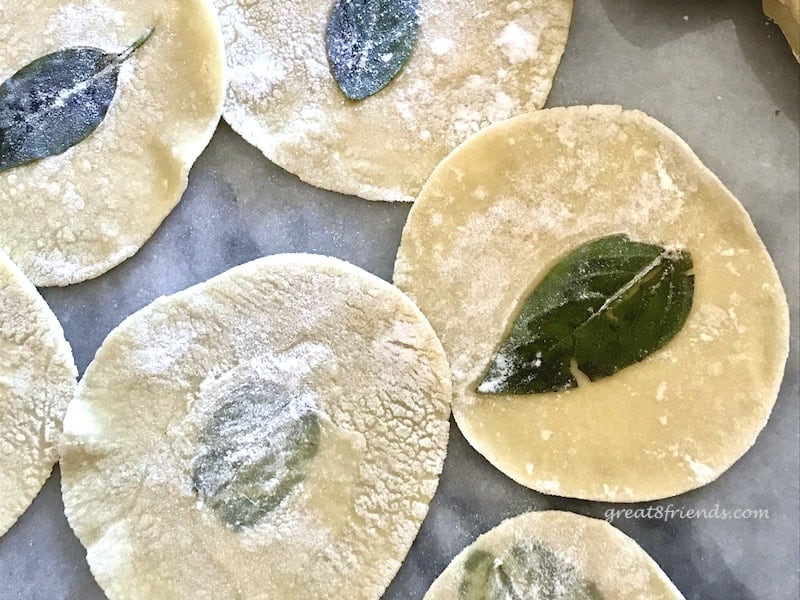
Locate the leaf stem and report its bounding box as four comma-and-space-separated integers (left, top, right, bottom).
115, 27, 155, 63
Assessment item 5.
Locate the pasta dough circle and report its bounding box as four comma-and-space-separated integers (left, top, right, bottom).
0, 250, 77, 537
60, 254, 452, 599
214, 0, 572, 202
424, 511, 684, 599
394, 105, 790, 502
0, 0, 225, 286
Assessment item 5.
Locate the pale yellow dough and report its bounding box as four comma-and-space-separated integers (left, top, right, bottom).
764, 0, 800, 61
0, 250, 77, 537
215, 0, 572, 202
394, 105, 790, 502
424, 511, 685, 599
60, 254, 452, 599
0, 0, 225, 287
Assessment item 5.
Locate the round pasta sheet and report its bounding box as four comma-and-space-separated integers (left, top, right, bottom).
0, 0, 225, 287
394, 105, 790, 502
60, 254, 452, 599
215, 0, 572, 202
424, 511, 685, 599
0, 250, 77, 537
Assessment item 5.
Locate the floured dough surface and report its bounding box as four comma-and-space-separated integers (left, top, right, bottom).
60, 254, 451, 599
424, 511, 685, 599
0, 0, 225, 286
394, 105, 790, 502
215, 0, 572, 202
0, 250, 77, 537
764, 0, 800, 60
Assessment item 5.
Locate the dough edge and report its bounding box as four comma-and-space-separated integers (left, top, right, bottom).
0, 248, 78, 537
218, 0, 573, 203
0, 0, 227, 287
60, 252, 453, 599
395, 104, 791, 502
422, 510, 686, 599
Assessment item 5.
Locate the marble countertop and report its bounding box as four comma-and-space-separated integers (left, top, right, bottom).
1, 0, 798, 598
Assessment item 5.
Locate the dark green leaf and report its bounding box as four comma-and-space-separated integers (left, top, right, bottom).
478, 234, 694, 395
459, 541, 604, 600
0, 27, 153, 173
192, 381, 320, 530
327, 0, 419, 100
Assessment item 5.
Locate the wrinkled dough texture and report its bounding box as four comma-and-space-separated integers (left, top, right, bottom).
394, 105, 790, 502
216, 0, 572, 202
60, 254, 451, 600
424, 511, 684, 599
0, 0, 225, 286
764, 0, 800, 60
0, 250, 77, 537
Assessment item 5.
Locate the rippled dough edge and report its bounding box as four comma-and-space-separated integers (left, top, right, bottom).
0, 250, 78, 537
60, 254, 452, 600
764, 0, 800, 61
0, 0, 225, 287
424, 511, 685, 600
215, 0, 572, 202
394, 105, 790, 502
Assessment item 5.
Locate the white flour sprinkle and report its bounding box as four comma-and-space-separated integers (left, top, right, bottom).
429, 37, 453, 55
496, 21, 541, 64
683, 455, 716, 483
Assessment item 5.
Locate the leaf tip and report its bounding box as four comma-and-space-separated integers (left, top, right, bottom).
476, 379, 500, 394
116, 26, 155, 63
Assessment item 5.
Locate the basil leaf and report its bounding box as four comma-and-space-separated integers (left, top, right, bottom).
459, 542, 604, 600
0, 27, 153, 173
192, 381, 320, 530
326, 0, 419, 100
478, 234, 694, 395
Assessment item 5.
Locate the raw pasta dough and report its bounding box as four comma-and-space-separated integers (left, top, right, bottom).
394, 105, 790, 502
764, 0, 800, 61
215, 0, 572, 202
60, 254, 451, 599
0, 0, 225, 286
0, 249, 77, 537
424, 511, 685, 599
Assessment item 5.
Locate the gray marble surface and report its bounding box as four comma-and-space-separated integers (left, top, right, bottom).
1, 0, 798, 598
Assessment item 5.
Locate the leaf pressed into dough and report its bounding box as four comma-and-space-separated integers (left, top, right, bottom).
478, 234, 694, 395
192, 380, 320, 530
326, 0, 419, 100
458, 540, 603, 600
0, 28, 153, 173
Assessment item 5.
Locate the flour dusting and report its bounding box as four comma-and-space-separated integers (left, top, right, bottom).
496, 21, 542, 64
215, 0, 572, 200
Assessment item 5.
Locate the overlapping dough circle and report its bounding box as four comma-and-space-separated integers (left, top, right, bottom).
424, 511, 685, 599
394, 105, 790, 502
60, 254, 451, 599
215, 0, 572, 202
0, 0, 225, 287
0, 250, 77, 537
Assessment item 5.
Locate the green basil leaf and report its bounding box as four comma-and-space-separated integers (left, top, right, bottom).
459, 542, 604, 600
326, 0, 419, 100
192, 381, 320, 530
0, 27, 153, 173
478, 234, 694, 395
